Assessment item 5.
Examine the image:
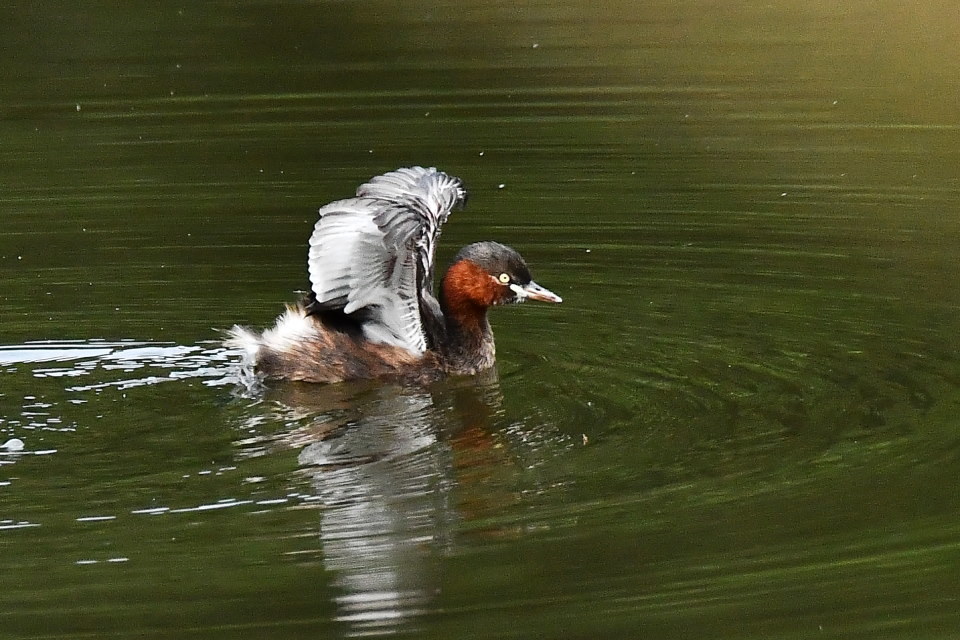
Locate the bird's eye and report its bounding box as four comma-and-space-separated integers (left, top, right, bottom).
498, 273, 511, 284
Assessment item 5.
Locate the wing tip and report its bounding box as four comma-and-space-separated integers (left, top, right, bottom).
357, 166, 467, 211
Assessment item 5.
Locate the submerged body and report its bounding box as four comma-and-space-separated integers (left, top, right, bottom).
228, 167, 561, 384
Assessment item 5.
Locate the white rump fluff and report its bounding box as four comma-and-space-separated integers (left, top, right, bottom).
226, 307, 319, 364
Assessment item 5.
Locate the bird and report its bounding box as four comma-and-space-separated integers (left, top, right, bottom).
227, 166, 561, 384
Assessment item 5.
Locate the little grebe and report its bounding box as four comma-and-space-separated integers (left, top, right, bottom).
227, 166, 561, 384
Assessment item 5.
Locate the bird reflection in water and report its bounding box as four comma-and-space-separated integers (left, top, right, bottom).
235, 370, 519, 637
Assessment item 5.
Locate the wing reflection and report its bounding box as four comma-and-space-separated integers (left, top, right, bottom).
242, 373, 504, 637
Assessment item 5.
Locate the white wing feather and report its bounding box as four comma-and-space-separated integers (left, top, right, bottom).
307, 167, 466, 354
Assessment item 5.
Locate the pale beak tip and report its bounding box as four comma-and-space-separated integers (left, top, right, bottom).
522, 281, 562, 304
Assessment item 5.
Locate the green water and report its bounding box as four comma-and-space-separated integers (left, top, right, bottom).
2, 1, 960, 638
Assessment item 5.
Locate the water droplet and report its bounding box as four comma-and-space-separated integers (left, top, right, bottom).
2, 438, 24, 452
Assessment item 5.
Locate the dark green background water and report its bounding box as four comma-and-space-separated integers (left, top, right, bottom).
3, 1, 960, 638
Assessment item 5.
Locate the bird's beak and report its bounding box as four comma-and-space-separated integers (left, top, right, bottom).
511, 281, 562, 303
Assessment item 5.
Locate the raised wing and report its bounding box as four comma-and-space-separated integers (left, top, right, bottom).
307, 167, 467, 354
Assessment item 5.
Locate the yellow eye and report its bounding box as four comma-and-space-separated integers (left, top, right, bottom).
498, 273, 511, 284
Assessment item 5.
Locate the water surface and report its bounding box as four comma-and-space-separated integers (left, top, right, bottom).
2, 1, 960, 638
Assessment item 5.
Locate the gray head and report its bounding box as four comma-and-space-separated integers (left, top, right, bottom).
453, 241, 530, 282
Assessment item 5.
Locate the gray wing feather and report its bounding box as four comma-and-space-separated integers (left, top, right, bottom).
307, 167, 466, 354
